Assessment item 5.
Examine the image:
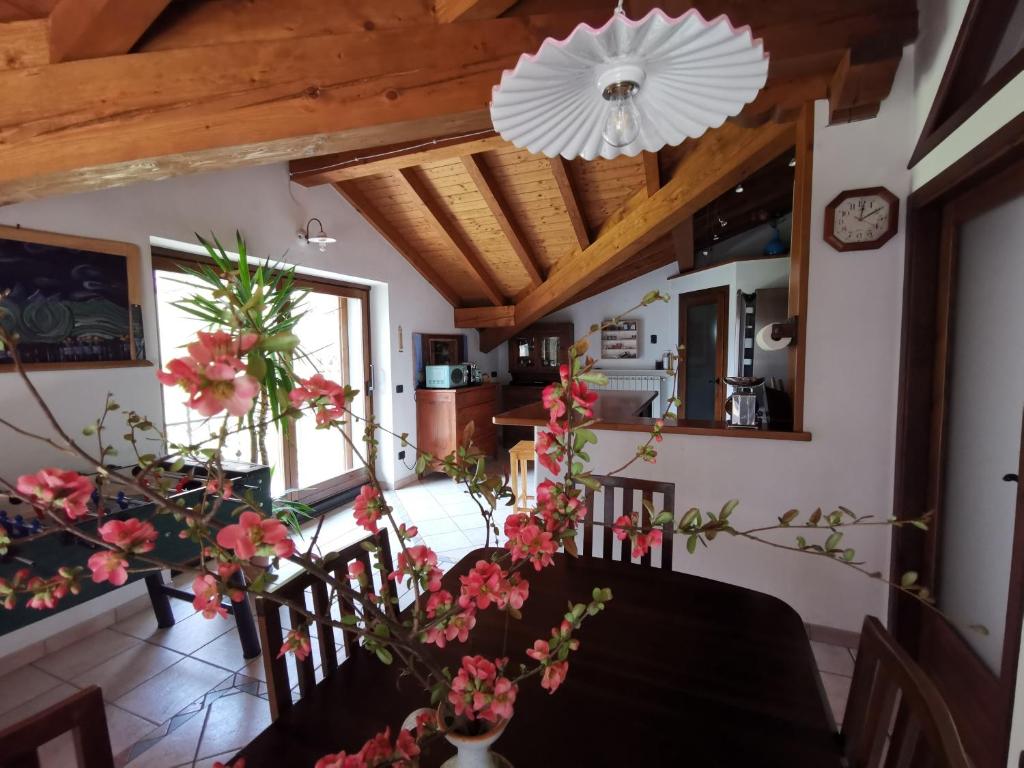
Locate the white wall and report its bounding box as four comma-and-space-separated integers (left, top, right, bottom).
539, 54, 915, 633
0, 163, 500, 489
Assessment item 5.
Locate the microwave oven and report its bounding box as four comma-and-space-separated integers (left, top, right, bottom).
425, 363, 471, 389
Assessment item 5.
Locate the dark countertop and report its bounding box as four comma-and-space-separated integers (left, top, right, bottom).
494, 389, 812, 442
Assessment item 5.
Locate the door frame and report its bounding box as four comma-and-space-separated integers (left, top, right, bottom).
890, 113, 1024, 767
677, 285, 729, 420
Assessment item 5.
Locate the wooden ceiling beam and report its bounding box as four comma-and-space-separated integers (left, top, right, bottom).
554, 236, 677, 312
478, 120, 797, 351
460, 153, 544, 288
642, 151, 661, 197
0, 13, 592, 203
827, 40, 903, 125
0, 0, 917, 202
332, 181, 462, 307
395, 167, 507, 306
454, 305, 515, 328
548, 157, 590, 250
434, 0, 518, 23
48, 0, 171, 62
290, 133, 506, 187
673, 218, 694, 273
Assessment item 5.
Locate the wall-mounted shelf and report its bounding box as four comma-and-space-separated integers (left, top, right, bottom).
601, 319, 640, 359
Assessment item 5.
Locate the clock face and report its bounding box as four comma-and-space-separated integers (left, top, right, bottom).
833, 194, 891, 243
825, 187, 899, 251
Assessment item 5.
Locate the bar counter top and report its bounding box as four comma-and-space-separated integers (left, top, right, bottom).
493, 389, 811, 442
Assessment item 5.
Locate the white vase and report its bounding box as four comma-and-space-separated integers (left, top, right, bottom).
400, 709, 512, 768
440, 718, 512, 768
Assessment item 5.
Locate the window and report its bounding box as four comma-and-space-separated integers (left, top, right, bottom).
152, 250, 372, 505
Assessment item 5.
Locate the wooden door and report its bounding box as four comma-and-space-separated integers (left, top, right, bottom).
893, 153, 1024, 768
678, 286, 729, 420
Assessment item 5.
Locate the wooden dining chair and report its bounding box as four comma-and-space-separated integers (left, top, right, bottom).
0, 686, 114, 768
840, 616, 971, 768
581, 474, 675, 569
256, 529, 394, 721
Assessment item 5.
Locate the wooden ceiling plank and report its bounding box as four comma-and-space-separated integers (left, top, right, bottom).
332, 181, 462, 307
48, 0, 171, 62
478, 120, 797, 351
434, 0, 517, 23
548, 157, 590, 249
395, 167, 507, 306
139, 0, 433, 53
454, 305, 515, 328
460, 153, 544, 288
290, 133, 507, 186
0, 18, 47, 70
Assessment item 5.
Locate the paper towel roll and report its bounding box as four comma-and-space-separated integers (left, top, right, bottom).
756, 324, 791, 352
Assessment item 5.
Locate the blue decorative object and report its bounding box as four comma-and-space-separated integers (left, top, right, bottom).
763, 221, 788, 256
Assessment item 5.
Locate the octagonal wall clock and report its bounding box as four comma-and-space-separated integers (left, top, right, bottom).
824, 187, 900, 251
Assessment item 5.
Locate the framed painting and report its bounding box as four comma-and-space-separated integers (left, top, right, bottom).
0, 225, 148, 371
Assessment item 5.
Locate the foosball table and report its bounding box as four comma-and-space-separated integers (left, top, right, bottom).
0, 459, 271, 660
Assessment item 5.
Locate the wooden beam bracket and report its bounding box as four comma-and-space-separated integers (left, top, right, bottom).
454, 305, 515, 328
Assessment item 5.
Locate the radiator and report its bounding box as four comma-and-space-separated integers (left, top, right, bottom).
591, 371, 672, 416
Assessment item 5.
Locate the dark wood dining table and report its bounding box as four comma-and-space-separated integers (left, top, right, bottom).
235, 549, 843, 767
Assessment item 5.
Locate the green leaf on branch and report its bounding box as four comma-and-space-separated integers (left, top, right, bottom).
720, 499, 739, 520
686, 535, 697, 554
825, 532, 842, 552
374, 647, 393, 665
900, 571, 919, 588
778, 509, 798, 526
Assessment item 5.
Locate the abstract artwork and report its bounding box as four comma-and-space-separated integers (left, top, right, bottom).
0, 226, 142, 367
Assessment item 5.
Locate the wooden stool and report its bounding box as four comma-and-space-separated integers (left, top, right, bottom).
509, 440, 536, 513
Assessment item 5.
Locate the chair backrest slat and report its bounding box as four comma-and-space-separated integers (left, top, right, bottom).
256, 529, 393, 721
841, 617, 971, 768
0, 686, 114, 768
578, 475, 675, 570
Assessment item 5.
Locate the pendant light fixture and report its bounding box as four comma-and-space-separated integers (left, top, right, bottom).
489, 3, 769, 161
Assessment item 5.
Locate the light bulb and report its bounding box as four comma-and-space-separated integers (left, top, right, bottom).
601, 82, 640, 148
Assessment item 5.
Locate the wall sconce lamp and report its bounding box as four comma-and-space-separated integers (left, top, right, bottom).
298, 218, 337, 253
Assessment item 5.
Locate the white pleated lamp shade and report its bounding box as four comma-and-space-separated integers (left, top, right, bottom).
490, 8, 769, 161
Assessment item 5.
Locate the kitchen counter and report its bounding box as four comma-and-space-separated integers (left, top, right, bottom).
493, 389, 811, 442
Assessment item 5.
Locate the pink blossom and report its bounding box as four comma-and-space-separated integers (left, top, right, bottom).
206, 477, 234, 499
16, 468, 94, 520
158, 331, 261, 418
353, 485, 384, 533
389, 545, 442, 593
571, 380, 598, 416
347, 560, 366, 581
88, 551, 129, 586
98, 518, 157, 554
315, 727, 419, 768
212, 759, 245, 768
423, 591, 477, 648
541, 383, 566, 419
278, 627, 312, 662
506, 522, 556, 571
458, 561, 528, 612
216, 511, 295, 560
290, 374, 349, 426
612, 514, 632, 541
526, 638, 550, 663
192, 573, 227, 619
448, 655, 517, 723
534, 430, 562, 475
541, 660, 569, 693
632, 528, 664, 559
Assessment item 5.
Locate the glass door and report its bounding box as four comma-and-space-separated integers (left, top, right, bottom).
153, 251, 372, 505
678, 286, 729, 420
286, 289, 371, 502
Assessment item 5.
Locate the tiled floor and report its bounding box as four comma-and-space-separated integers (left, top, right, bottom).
0, 472, 857, 766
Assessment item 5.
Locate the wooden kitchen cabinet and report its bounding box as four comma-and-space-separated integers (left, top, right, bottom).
416, 383, 498, 469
